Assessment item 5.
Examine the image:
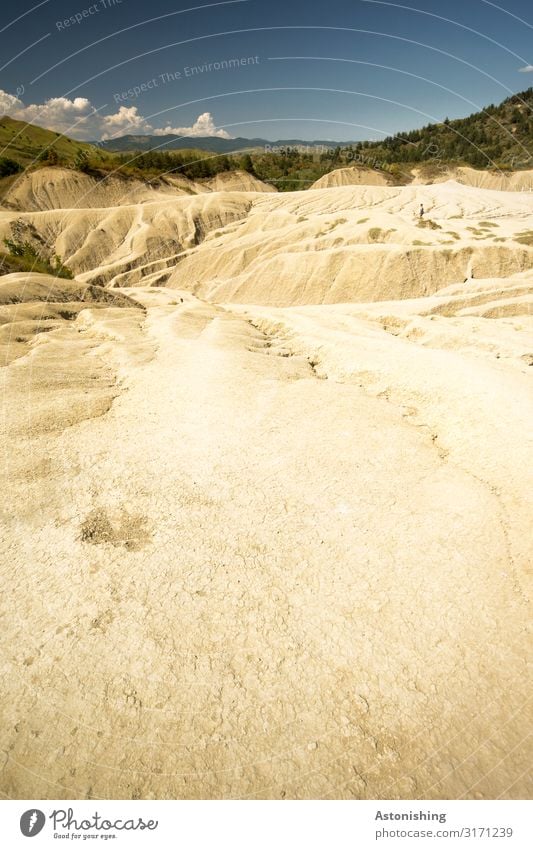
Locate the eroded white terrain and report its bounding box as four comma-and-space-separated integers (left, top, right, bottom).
0, 175, 531, 799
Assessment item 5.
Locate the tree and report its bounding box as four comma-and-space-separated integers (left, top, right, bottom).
74, 149, 90, 173
0, 157, 22, 177
240, 153, 255, 174
47, 148, 59, 166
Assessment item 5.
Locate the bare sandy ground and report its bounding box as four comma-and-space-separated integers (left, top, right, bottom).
0, 178, 531, 800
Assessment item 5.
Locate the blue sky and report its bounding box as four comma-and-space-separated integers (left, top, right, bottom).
0, 0, 532, 140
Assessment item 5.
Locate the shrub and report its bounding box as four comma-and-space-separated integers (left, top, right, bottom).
417, 219, 441, 230
0, 157, 23, 177
38, 147, 61, 166
2, 238, 73, 278
514, 230, 533, 246
74, 149, 91, 173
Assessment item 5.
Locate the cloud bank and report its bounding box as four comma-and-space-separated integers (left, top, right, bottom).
0, 89, 231, 140
152, 112, 231, 138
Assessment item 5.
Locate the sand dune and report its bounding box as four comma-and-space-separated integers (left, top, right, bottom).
1, 166, 275, 213
311, 166, 391, 189
166, 181, 533, 304
0, 174, 531, 801
430, 165, 533, 192
0, 191, 256, 287
1, 180, 531, 297
205, 170, 277, 193
1, 166, 184, 211
313, 164, 533, 192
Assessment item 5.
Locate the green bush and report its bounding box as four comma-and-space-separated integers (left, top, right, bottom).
0, 156, 23, 177
2, 239, 73, 278
39, 148, 60, 166
74, 149, 91, 173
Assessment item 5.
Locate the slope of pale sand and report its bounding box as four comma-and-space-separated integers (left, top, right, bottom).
1, 285, 531, 800
310, 167, 391, 189
165, 170, 275, 194
234, 271, 533, 571
0, 168, 277, 213
0, 272, 139, 306
0, 192, 255, 288
317, 165, 533, 192
0, 167, 190, 212
425, 167, 533, 193
0, 182, 531, 296
205, 170, 277, 193
167, 181, 533, 304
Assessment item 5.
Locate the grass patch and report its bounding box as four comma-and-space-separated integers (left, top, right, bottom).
514, 230, 533, 246
478, 220, 498, 228
0, 115, 98, 169
0, 156, 23, 178
417, 219, 441, 230
368, 227, 393, 242
1, 239, 73, 278
320, 217, 348, 234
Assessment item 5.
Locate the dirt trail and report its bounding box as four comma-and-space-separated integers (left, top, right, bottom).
1, 288, 530, 800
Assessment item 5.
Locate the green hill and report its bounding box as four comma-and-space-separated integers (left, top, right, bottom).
0, 115, 102, 169
347, 87, 533, 171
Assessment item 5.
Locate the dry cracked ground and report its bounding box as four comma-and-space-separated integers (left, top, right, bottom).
0, 174, 532, 800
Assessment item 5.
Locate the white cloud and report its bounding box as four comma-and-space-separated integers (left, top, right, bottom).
518, 65, 533, 72
0, 90, 24, 114
99, 106, 148, 139
0, 90, 112, 138
151, 111, 231, 138
0, 89, 231, 141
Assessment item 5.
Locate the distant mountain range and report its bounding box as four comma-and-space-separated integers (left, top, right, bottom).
94, 135, 352, 153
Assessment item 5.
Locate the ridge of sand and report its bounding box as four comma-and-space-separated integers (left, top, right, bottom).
1, 167, 276, 213
0, 166, 188, 212
0, 272, 144, 366
423, 165, 533, 192
312, 164, 533, 192
1, 181, 531, 296
310, 166, 392, 189
0, 191, 256, 287
204, 170, 277, 193
166, 181, 533, 304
